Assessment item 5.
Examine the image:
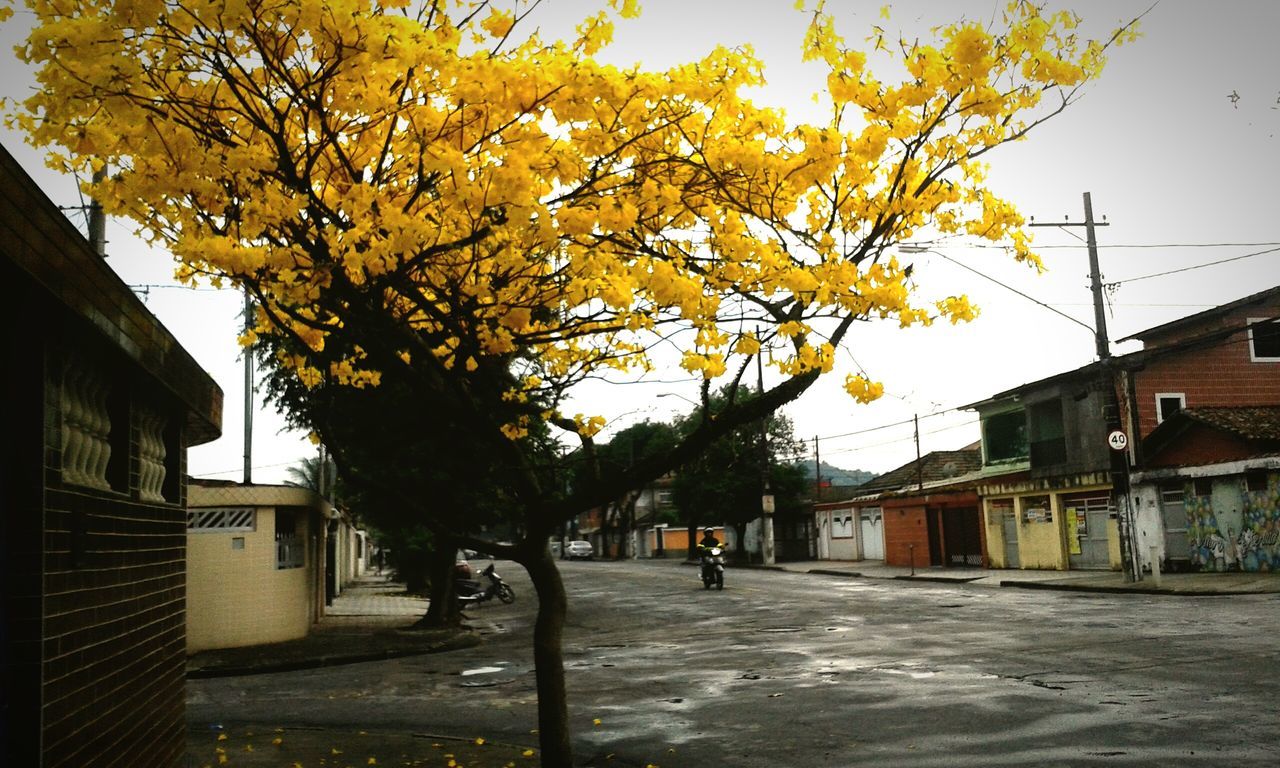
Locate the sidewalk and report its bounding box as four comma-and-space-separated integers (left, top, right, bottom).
764, 559, 1280, 595
186, 575, 479, 678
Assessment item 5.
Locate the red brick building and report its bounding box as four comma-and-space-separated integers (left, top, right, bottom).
814, 448, 985, 568
1116, 286, 1280, 450
1, 144, 222, 766
1114, 287, 1280, 574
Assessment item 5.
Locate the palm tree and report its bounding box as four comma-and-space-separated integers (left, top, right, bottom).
285, 453, 339, 499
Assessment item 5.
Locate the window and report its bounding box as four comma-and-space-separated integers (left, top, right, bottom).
1246, 470, 1270, 493
983, 409, 1028, 464
1020, 495, 1052, 524
188, 507, 256, 532
831, 512, 854, 539
276, 509, 305, 569
1028, 399, 1067, 467
1155, 393, 1185, 424
1159, 483, 1187, 507
1248, 317, 1280, 361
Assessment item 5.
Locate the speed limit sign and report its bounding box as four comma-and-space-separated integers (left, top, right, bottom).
1107, 430, 1128, 451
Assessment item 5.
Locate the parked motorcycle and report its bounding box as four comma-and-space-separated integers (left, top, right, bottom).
699, 547, 725, 590
455, 563, 516, 605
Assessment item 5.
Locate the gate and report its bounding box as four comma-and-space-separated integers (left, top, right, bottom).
994, 499, 1019, 569
1065, 492, 1114, 570
859, 509, 884, 560
942, 507, 983, 566
1159, 485, 1189, 564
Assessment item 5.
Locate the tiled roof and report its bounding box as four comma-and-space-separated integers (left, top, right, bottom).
857, 448, 983, 494
1180, 407, 1280, 441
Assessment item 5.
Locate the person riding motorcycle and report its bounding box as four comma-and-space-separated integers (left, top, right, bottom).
697, 527, 721, 553
697, 527, 726, 589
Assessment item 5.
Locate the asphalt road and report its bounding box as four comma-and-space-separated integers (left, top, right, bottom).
189, 560, 1280, 767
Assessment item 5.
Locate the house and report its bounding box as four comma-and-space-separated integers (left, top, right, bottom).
1113, 287, 1280, 573
186, 481, 337, 652
813, 448, 984, 568
0, 144, 222, 766
967, 363, 1123, 571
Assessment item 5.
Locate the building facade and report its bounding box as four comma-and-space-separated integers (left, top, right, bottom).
186, 482, 335, 652
1, 144, 222, 767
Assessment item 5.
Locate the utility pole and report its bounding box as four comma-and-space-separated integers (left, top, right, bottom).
1032, 193, 1137, 580
242, 288, 254, 485
88, 167, 107, 257
813, 435, 822, 501
914, 414, 923, 491
756, 337, 775, 565
1028, 191, 1112, 360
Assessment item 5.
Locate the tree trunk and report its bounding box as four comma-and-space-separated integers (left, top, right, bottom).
616, 492, 639, 560
418, 545, 462, 628
524, 547, 573, 767
733, 521, 748, 563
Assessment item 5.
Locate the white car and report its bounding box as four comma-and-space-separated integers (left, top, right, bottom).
564, 540, 594, 560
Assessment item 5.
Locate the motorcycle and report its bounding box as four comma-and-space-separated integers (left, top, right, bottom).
455, 562, 516, 605
699, 546, 725, 590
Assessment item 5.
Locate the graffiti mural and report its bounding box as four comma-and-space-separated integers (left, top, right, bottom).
1239, 473, 1280, 572
1186, 473, 1280, 572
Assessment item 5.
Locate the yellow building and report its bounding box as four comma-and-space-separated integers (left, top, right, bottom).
981, 472, 1122, 571
186, 481, 335, 652
968, 362, 1126, 572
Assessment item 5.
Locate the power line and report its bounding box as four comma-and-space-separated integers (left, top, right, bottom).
1108, 245, 1280, 286
968, 240, 1280, 250
923, 247, 1096, 334
193, 459, 302, 478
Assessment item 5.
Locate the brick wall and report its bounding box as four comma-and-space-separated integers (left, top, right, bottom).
3, 143, 218, 767
41, 490, 188, 766
2, 261, 47, 766
1132, 307, 1280, 439
883, 505, 929, 567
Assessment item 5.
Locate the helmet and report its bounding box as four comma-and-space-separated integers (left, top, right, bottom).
703, 527, 714, 535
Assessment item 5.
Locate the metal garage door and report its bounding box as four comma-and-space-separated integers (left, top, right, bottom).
859, 509, 884, 560
1065, 492, 1114, 570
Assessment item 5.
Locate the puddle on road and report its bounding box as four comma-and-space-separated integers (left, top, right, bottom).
460, 665, 507, 676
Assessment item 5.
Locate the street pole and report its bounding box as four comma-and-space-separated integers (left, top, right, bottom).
1082, 192, 1111, 361
1032, 194, 1134, 579
756, 337, 775, 565
243, 288, 254, 485
914, 414, 923, 491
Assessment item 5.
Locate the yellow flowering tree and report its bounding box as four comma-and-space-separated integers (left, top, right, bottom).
9, 0, 1136, 763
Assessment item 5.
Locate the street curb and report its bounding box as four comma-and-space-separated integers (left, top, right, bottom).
806, 568, 864, 578
998, 580, 1232, 597
186, 632, 482, 679
893, 574, 984, 584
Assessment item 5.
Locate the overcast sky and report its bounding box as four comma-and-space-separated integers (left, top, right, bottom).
3, 0, 1277, 483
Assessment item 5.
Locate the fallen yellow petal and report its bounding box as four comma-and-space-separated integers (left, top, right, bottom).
332, 747, 343, 755
368, 758, 378, 765
522, 749, 536, 757
474, 738, 485, 745
272, 737, 283, 746
593, 718, 602, 726
217, 733, 228, 741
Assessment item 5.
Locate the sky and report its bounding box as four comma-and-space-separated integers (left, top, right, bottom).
2, 0, 1277, 483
